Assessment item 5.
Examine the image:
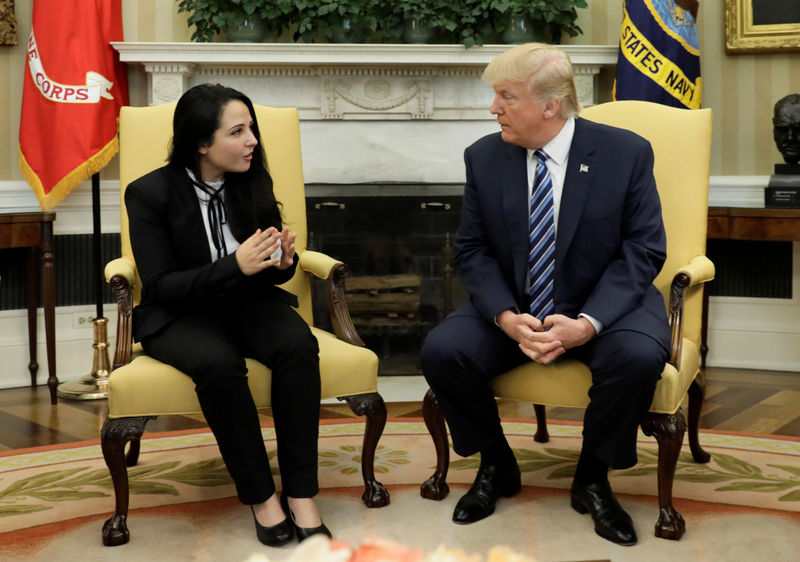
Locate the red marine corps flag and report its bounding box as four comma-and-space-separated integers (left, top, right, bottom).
19, 0, 128, 210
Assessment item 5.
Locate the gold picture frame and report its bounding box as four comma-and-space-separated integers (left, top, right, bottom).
726, 0, 800, 54
0, 0, 18, 46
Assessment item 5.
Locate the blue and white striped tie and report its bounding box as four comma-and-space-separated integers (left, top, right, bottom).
528, 149, 555, 321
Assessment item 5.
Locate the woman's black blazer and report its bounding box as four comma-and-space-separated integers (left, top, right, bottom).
125, 163, 298, 343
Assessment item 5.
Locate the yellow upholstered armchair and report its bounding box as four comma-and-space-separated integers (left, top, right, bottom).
421, 101, 714, 540
101, 103, 389, 546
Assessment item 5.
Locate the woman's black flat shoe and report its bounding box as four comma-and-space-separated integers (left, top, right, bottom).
280, 493, 332, 542
250, 505, 294, 547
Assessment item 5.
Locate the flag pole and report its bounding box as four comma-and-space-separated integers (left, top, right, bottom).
93, 171, 103, 320
57, 172, 111, 400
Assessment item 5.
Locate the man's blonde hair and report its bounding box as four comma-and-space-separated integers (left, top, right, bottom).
482, 43, 581, 118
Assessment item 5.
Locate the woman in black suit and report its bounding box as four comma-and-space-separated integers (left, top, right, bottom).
125, 84, 330, 546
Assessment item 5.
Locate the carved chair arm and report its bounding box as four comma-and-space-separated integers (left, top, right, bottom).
299, 250, 340, 280
104, 257, 135, 370
667, 255, 716, 369
299, 250, 365, 347
676, 255, 715, 287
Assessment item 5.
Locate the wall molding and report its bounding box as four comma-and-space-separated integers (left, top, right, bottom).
0, 176, 773, 232
114, 42, 612, 123
708, 175, 769, 208
0, 180, 121, 235
0, 305, 117, 390
706, 241, 800, 372
1, 176, 797, 378
112, 42, 619, 68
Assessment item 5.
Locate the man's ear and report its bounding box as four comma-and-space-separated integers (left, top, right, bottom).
544, 98, 561, 118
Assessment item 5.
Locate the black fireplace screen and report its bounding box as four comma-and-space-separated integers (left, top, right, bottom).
306, 185, 467, 375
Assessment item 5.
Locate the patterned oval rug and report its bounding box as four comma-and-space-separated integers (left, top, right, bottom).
2, 419, 800, 560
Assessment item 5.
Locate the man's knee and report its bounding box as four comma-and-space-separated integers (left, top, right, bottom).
623, 336, 668, 379
420, 323, 463, 377
588, 331, 667, 385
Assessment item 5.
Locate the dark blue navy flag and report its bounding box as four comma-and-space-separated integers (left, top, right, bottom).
614, 0, 701, 109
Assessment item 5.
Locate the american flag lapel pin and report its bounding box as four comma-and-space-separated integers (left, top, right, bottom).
580, 163, 589, 173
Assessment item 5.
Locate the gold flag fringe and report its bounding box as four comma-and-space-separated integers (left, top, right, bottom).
19, 135, 120, 211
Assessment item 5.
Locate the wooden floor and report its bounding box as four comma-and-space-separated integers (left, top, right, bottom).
1, 367, 799, 452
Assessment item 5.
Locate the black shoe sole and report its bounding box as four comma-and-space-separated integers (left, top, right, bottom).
504, 480, 522, 498
570, 495, 637, 546
570, 496, 589, 514
452, 476, 521, 524
452, 512, 494, 524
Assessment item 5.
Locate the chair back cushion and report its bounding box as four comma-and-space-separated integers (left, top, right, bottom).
118, 103, 313, 324
579, 101, 712, 346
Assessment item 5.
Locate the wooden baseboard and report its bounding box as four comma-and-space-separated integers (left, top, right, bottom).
0, 305, 118, 389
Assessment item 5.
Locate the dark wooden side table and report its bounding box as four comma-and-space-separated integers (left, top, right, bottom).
0, 212, 58, 404
702, 207, 800, 367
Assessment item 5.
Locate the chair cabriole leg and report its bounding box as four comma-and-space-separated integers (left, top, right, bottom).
687, 375, 711, 463
641, 411, 687, 540
533, 404, 549, 443
341, 392, 390, 507
126, 437, 143, 467
100, 416, 154, 546
420, 388, 450, 500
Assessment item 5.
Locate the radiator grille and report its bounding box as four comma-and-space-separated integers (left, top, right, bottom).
706, 240, 793, 298
1, 236, 793, 309
0, 234, 121, 311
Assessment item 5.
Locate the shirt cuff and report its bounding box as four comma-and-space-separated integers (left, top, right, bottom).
493, 307, 520, 328
578, 312, 603, 335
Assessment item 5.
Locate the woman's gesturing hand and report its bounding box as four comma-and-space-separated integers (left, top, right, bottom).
235, 227, 282, 276
275, 226, 297, 270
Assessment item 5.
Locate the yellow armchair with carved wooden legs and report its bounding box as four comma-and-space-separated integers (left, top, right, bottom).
421, 100, 714, 541
101, 103, 389, 547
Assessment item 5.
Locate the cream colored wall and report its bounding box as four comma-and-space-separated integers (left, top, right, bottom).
2, 1, 799, 181
0, 0, 29, 183
697, 3, 800, 176
573, 1, 800, 175
0, 0, 190, 182
121, 0, 192, 43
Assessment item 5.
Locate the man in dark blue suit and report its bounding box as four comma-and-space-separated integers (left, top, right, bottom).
421, 43, 670, 546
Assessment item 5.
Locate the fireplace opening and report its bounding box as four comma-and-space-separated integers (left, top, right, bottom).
306, 184, 468, 375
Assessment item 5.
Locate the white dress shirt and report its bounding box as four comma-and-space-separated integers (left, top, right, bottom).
186, 169, 241, 262
526, 116, 575, 232
523, 117, 603, 335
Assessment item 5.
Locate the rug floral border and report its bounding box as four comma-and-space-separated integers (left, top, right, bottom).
451, 445, 800, 503
1, 421, 799, 532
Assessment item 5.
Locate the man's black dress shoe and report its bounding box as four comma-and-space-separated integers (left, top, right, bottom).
452, 463, 521, 524
250, 505, 294, 547
280, 493, 332, 542
570, 480, 637, 546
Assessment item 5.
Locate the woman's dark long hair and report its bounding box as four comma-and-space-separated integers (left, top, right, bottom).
169, 83, 283, 241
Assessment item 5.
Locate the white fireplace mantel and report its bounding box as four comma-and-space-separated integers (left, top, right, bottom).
113, 42, 617, 110
112, 42, 618, 66
112, 42, 618, 184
